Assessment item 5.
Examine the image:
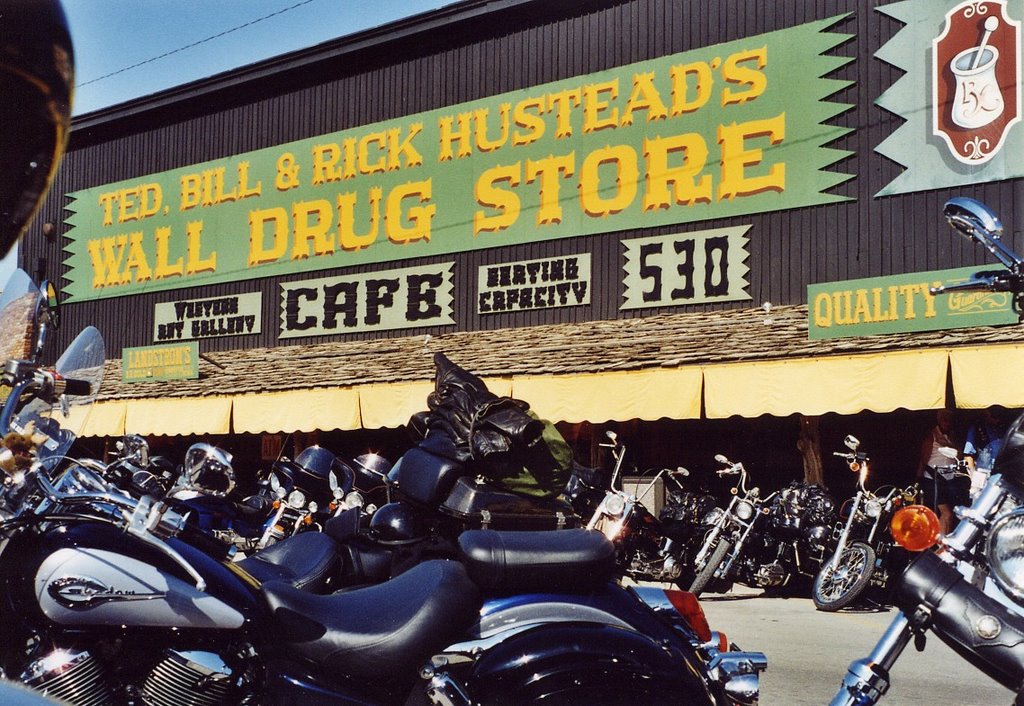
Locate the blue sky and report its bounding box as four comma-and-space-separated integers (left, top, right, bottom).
0, 1, 451, 287
64, 0, 452, 116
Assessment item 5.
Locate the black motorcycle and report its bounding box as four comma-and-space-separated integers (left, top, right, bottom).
572, 430, 714, 588
0, 330, 766, 705
831, 197, 1024, 704
103, 436, 284, 553
689, 454, 835, 597
332, 352, 582, 586
813, 435, 917, 612
254, 445, 357, 547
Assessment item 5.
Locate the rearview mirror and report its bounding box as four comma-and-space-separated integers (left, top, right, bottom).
844, 435, 860, 451
944, 197, 1021, 270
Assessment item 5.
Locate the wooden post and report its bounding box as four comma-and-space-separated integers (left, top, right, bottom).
798, 415, 824, 487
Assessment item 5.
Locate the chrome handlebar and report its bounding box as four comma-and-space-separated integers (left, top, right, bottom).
26, 462, 209, 591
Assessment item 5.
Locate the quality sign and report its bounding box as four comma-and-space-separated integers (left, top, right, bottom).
808, 266, 1017, 339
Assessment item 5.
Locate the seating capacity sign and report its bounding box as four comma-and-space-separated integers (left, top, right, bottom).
62, 17, 851, 302
478, 255, 590, 314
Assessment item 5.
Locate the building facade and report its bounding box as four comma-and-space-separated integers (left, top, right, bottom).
21, 0, 1024, 492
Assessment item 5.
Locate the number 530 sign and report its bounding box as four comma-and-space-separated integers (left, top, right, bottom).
620, 226, 751, 310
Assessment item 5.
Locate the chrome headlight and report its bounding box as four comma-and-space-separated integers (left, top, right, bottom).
736, 500, 755, 522
864, 499, 882, 518
601, 493, 627, 518
344, 491, 365, 509
987, 508, 1024, 602
287, 489, 307, 510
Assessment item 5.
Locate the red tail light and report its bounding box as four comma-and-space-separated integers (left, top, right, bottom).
663, 589, 712, 643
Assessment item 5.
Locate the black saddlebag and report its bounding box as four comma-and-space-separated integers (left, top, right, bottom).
439, 476, 577, 531
387, 447, 466, 508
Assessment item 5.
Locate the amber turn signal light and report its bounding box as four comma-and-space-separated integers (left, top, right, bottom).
890, 505, 941, 551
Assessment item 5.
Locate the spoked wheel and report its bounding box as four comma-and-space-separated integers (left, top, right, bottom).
688, 540, 732, 597
812, 541, 876, 612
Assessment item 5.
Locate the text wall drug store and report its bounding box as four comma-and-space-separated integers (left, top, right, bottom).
26, 0, 1024, 454
61, 17, 847, 302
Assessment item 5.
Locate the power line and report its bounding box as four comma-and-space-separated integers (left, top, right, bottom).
76, 0, 318, 88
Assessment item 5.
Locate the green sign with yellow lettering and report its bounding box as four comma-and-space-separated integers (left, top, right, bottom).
122, 342, 200, 383
808, 266, 1018, 339
64, 17, 852, 302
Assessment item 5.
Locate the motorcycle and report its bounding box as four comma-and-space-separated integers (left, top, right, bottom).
576, 430, 713, 588
0, 331, 767, 705
831, 196, 1024, 704
688, 454, 775, 596
689, 455, 835, 597
255, 445, 358, 547
102, 435, 279, 553
104, 433, 178, 498
337, 452, 393, 515
330, 353, 584, 587
105, 433, 371, 553
812, 435, 918, 612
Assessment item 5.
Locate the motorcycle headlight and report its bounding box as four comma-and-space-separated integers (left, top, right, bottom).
986, 508, 1024, 602
287, 489, 306, 509
602, 493, 627, 518
736, 500, 755, 522
344, 491, 365, 509
864, 499, 882, 518
307, 501, 318, 515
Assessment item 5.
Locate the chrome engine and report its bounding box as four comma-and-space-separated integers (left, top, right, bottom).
141, 650, 236, 706
22, 648, 114, 705
21, 647, 237, 706
753, 561, 787, 587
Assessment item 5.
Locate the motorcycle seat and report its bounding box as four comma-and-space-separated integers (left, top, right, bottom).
457, 528, 616, 594
236, 532, 339, 592
260, 559, 480, 681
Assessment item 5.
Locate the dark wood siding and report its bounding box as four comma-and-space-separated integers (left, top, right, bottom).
23, 0, 1023, 356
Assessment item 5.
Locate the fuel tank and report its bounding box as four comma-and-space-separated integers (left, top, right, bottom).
35, 546, 244, 628
7, 521, 257, 629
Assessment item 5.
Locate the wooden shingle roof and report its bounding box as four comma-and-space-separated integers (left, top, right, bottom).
95, 303, 1024, 402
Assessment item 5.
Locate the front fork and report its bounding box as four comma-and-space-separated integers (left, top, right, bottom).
829, 493, 863, 572
719, 514, 760, 578
830, 477, 1010, 705
830, 612, 914, 706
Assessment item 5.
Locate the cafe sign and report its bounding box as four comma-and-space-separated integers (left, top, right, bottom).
63, 17, 852, 302
122, 342, 199, 383
279, 262, 454, 338
154, 292, 262, 342
808, 266, 1017, 339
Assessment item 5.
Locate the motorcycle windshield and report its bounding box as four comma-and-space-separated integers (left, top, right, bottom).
0, 268, 41, 366
14, 326, 106, 459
